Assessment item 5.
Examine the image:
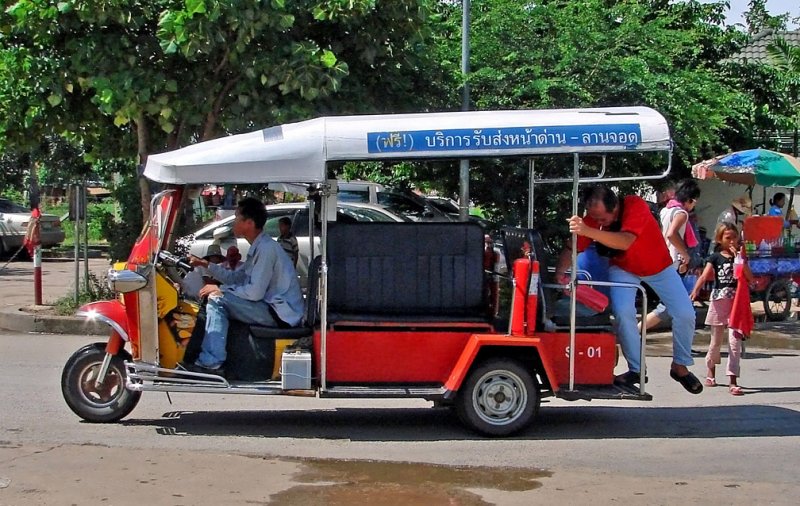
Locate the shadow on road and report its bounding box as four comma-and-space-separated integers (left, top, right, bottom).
119, 403, 800, 441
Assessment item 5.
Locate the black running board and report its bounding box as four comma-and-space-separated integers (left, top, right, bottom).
556, 384, 653, 401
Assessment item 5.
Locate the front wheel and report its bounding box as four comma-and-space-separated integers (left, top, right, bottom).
61, 343, 141, 422
456, 358, 538, 437
763, 279, 792, 322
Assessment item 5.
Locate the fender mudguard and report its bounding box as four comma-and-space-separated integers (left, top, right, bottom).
77, 300, 129, 341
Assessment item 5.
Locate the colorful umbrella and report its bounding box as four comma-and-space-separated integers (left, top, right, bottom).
691, 148, 800, 188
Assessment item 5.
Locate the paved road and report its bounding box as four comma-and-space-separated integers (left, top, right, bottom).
1, 331, 799, 504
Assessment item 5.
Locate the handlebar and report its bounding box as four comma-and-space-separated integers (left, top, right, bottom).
157, 250, 193, 272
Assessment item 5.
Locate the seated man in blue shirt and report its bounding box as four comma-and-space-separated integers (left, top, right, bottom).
182, 197, 305, 375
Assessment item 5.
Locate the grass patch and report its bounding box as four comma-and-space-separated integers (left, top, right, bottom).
46, 201, 114, 246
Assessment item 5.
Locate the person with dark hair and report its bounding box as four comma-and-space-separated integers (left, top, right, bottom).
560, 184, 702, 394
182, 197, 304, 375
767, 191, 798, 228
768, 192, 786, 217
277, 216, 299, 267
641, 179, 702, 330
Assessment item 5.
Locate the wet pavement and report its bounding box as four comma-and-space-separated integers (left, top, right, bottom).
270, 459, 549, 505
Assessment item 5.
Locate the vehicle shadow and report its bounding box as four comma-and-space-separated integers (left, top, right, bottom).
120, 403, 800, 441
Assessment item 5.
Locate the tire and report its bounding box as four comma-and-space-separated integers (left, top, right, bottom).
61, 343, 141, 423
763, 279, 792, 322
456, 358, 538, 437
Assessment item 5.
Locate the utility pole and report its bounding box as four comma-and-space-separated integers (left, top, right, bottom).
458, 0, 471, 221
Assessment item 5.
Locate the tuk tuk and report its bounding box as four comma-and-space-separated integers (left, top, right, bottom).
62, 106, 672, 436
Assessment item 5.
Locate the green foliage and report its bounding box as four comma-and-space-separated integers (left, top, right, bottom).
99, 164, 143, 262
419, 0, 763, 227
52, 272, 114, 316
0, 152, 28, 193
50, 201, 113, 246
766, 36, 800, 145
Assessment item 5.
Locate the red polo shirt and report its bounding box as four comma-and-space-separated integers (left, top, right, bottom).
577, 195, 672, 277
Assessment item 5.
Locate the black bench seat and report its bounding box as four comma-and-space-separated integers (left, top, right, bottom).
326, 222, 488, 324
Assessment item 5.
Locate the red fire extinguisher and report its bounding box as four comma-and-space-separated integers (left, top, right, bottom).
511, 257, 540, 335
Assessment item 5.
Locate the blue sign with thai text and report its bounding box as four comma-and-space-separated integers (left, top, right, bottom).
367, 124, 642, 153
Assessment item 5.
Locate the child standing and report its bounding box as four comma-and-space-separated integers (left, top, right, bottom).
690, 223, 753, 395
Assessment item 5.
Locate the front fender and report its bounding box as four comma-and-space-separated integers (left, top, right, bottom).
77, 300, 129, 342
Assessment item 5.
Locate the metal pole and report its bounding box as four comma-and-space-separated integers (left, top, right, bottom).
528, 159, 535, 228
29, 166, 42, 306
568, 154, 579, 391
73, 185, 80, 304
458, 0, 471, 221
82, 181, 89, 292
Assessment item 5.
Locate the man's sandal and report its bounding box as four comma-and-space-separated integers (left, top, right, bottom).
729, 385, 744, 396
704, 377, 717, 387
670, 370, 703, 394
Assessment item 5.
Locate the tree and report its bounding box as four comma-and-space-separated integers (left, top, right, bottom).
396, 0, 752, 226
766, 36, 800, 155
1, 0, 440, 219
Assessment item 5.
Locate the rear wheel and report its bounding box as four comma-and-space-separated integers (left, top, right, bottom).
61, 343, 141, 422
456, 358, 538, 437
763, 279, 792, 321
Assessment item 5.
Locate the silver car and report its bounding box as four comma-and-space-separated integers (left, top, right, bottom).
0, 198, 65, 256
183, 201, 407, 287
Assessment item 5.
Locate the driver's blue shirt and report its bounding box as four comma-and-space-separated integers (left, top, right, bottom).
207, 231, 304, 326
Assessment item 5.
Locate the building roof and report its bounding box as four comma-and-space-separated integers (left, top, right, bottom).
730, 29, 800, 64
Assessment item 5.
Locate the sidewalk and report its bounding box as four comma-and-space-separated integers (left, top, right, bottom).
0, 256, 112, 334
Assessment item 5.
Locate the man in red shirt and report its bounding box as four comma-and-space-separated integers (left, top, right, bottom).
564, 185, 702, 394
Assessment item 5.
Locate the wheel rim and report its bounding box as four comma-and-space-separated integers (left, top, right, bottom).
471, 369, 528, 426
77, 362, 125, 407
766, 283, 790, 316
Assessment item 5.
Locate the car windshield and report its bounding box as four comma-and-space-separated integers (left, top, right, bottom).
337, 190, 370, 203
427, 198, 459, 215
339, 206, 399, 222
0, 199, 30, 213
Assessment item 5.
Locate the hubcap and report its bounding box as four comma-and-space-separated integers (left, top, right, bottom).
472, 369, 528, 426
78, 362, 123, 407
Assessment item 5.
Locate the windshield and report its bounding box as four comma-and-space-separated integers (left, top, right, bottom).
427, 198, 459, 215
340, 206, 399, 222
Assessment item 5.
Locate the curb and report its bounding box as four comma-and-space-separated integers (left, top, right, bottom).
0, 306, 107, 335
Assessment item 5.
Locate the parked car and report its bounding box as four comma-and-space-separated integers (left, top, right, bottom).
0, 198, 65, 256
337, 180, 385, 203
181, 201, 407, 287
424, 195, 495, 230
375, 189, 454, 222
334, 182, 453, 222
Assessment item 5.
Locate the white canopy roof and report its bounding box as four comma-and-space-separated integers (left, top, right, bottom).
144, 106, 671, 185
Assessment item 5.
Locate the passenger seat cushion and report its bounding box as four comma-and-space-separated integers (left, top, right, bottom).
327, 223, 486, 316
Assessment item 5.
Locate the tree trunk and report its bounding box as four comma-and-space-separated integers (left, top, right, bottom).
135, 113, 151, 224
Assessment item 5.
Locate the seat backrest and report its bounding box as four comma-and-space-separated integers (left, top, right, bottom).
327, 222, 486, 316
305, 255, 322, 327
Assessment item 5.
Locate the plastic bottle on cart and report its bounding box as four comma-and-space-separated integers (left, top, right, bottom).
783, 231, 794, 257
758, 239, 770, 258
